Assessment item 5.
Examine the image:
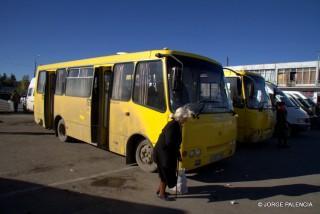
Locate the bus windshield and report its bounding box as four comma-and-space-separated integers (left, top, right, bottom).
244, 75, 271, 109
167, 56, 232, 113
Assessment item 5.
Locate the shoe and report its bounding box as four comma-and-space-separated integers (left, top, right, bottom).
156, 190, 170, 196
158, 194, 174, 201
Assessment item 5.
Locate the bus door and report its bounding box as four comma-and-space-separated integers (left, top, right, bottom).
35, 70, 55, 129
92, 66, 113, 149
109, 63, 134, 155
45, 72, 56, 129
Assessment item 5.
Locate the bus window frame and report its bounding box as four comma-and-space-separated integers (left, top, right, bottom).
111, 62, 135, 102
37, 70, 47, 94
243, 75, 272, 110
226, 76, 245, 109
65, 66, 94, 98
55, 68, 67, 96
132, 59, 167, 113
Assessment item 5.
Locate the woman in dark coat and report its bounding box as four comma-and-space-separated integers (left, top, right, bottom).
276, 101, 289, 148
153, 107, 193, 200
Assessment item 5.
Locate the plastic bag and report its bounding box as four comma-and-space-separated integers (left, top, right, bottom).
170, 168, 188, 194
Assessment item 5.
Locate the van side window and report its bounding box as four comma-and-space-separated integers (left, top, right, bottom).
133, 61, 165, 111
55, 68, 67, 95
37, 71, 46, 94
27, 88, 33, 96
65, 67, 94, 97
112, 63, 134, 101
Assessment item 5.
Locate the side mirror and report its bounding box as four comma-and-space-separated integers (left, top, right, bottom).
172, 67, 182, 91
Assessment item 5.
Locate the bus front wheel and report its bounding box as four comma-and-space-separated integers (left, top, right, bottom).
57, 119, 69, 142
135, 139, 157, 172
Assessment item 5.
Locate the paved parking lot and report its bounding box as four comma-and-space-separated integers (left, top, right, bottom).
0, 113, 319, 214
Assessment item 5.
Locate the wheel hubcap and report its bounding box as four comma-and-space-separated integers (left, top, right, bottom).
59, 124, 65, 136
140, 144, 153, 164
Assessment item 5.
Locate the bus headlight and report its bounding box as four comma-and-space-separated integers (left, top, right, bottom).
189, 150, 195, 158
195, 148, 201, 157
229, 140, 236, 146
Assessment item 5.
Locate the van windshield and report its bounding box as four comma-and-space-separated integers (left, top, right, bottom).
167, 56, 232, 113
274, 89, 295, 107
244, 75, 272, 109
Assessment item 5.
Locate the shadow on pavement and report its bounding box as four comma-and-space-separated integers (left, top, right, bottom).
180, 184, 320, 202
189, 130, 320, 183
0, 178, 185, 214
0, 131, 54, 136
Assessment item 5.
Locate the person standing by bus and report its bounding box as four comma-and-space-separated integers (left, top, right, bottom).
276, 101, 289, 148
153, 107, 193, 201
10, 90, 20, 113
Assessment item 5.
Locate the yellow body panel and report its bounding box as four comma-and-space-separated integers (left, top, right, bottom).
181, 114, 237, 170
34, 49, 237, 170
54, 96, 91, 143
224, 69, 275, 143
235, 107, 274, 143
34, 90, 44, 125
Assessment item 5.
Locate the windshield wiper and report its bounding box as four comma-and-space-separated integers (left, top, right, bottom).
183, 99, 216, 118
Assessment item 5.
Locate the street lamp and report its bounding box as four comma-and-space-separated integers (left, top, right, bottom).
34, 54, 40, 77
317, 51, 320, 85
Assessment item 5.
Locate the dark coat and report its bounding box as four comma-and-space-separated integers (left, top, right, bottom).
153, 120, 182, 187
276, 106, 288, 138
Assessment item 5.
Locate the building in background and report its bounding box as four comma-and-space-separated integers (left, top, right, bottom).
228, 60, 320, 99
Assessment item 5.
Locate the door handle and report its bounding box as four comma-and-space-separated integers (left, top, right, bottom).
125, 112, 130, 116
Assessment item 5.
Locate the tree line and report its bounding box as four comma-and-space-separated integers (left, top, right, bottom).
0, 73, 30, 95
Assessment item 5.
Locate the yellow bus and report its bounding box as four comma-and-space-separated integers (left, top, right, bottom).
34, 49, 237, 171
224, 68, 275, 143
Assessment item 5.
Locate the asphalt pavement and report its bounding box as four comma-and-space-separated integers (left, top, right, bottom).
0, 113, 319, 214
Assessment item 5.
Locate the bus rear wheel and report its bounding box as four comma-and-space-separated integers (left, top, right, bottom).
57, 119, 69, 142
135, 139, 157, 172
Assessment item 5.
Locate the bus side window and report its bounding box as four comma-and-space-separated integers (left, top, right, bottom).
65, 67, 93, 97
226, 77, 243, 108
37, 71, 46, 94
133, 61, 165, 111
112, 63, 134, 101
55, 68, 67, 95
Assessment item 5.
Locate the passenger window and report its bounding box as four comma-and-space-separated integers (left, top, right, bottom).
65, 67, 94, 97
133, 61, 165, 111
55, 68, 67, 95
37, 71, 46, 94
112, 63, 134, 101
226, 77, 243, 107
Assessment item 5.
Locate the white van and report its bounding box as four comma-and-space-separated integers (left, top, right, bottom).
266, 83, 310, 133
26, 78, 35, 112
283, 91, 316, 117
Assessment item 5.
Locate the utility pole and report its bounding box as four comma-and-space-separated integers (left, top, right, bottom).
226, 56, 229, 66
317, 51, 320, 86
34, 54, 40, 77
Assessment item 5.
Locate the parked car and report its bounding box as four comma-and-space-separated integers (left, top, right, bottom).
0, 92, 14, 112
283, 91, 316, 118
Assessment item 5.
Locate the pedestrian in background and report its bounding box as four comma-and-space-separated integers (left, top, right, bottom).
10, 90, 20, 113
276, 101, 289, 148
153, 106, 193, 201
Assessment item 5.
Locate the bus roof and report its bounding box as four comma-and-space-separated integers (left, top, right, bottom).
37, 49, 221, 71
224, 68, 264, 78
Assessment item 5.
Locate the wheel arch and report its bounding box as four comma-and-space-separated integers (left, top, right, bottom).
126, 133, 151, 164
54, 115, 63, 136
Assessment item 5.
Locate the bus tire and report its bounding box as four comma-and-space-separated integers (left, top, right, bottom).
57, 119, 69, 142
135, 139, 157, 172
